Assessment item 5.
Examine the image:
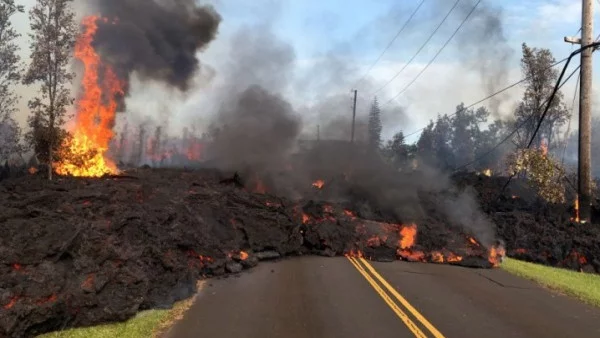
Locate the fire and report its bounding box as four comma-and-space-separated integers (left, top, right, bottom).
239, 251, 249, 261
345, 249, 364, 258
488, 245, 506, 267
28, 167, 38, 175
431, 251, 444, 263
399, 224, 417, 249
3, 296, 18, 310
312, 179, 325, 189
398, 249, 426, 262
55, 16, 123, 177
540, 139, 548, 156
344, 210, 357, 219
468, 237, 480, 246
254, 180, 267, 194
572, 195, 580, 223
446, 252, 463, 262
302, 213, 310, 224
482, 169, 492, 177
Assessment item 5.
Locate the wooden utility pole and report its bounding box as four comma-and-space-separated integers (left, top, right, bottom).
565, 0, 594, 223
351, 90, 357, 143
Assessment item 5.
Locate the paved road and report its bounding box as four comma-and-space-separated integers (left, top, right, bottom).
165, 256, 600, 338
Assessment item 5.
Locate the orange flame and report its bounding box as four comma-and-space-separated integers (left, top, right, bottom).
28, 167, 38, 175
239, 251, 249, 261
573, 195, 580, 223
55, 16, 123, 177
468, 237, 480, 246
345, 249, 364, 258
431, 251, 444, 263
488, 245, 506, 267
399, 224, 417, 249
312, 179, 325, 189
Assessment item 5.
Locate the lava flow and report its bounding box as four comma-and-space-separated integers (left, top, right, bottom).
55, 16, 124, 177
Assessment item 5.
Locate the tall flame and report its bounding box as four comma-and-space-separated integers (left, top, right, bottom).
55, 16, 123, 177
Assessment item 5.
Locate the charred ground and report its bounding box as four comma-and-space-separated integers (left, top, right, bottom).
0, 167, 598, 337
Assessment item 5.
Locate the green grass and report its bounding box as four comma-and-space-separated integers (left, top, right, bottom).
38, 296, 196, 338
502, 257, 600, 307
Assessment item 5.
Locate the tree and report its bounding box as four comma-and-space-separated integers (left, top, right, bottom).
383, 131, 409, 169
23, 0, 77, 180
432, 114, 454, 170
0, 0, 24, 161
513, 43, 569, 150
368, 96, 382, 150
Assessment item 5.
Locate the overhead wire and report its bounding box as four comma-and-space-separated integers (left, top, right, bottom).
382, 0, 482, 107
371, 0, 461, 96
352, 0, 426, 90
400, 56, 570, 140
453, 64, 581, 172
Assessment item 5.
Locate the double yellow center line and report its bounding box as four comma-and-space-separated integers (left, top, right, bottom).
347, 256, 445, 338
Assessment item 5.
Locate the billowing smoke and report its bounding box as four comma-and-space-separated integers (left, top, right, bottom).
208, 85, 302, 172
455, 0, 514, 117
89, 0, 221, 94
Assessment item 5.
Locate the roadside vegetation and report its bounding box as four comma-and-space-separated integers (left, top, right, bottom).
502, 257, 600, 307
37, 297, 195, 338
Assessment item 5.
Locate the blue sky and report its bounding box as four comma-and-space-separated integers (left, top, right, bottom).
13, 0, 600, 140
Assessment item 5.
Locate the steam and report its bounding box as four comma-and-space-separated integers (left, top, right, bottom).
89, 0, 221, 93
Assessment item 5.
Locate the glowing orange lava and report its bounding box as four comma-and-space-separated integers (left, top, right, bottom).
399, 224, 417, 249
55, 16, 124, 177
312, 179, 325, 189
488, 245, 506, 267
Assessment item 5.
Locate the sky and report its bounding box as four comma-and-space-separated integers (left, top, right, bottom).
10, 0, 600, 142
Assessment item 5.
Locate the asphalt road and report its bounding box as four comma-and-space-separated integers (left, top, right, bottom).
165, 256, 600, 338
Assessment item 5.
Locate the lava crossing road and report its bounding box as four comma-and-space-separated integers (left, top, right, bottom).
165, 256, 600, 338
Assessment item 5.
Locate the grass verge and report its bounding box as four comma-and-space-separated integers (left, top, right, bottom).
502, 257, 600, 307
38, 296, 196, 338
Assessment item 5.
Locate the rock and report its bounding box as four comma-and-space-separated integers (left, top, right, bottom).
241, 256, 259, 268
255, 251, 281, 261
225, 262, 243, 274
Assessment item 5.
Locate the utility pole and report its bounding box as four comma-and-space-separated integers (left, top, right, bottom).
564, 0, 594, 223
351, 89, 357, 144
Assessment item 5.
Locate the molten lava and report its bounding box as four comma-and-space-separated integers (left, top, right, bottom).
312, 179, 325, 189
55, 16, 124, 177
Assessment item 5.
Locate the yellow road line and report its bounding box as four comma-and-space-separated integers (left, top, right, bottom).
347, 257, 428, 338
358, 257, 445, 338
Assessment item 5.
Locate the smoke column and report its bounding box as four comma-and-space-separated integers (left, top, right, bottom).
87, 0, 221, 97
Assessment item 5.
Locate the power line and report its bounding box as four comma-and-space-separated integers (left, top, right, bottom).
371, 0, 461, 96
383, 0, 482, 106
401, 56, 570, 140
352, 0, 426, 90
561, 70, 580, 165
453, 64, 581, 172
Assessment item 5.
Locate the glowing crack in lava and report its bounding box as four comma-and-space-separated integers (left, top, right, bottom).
55, 16, 123, 177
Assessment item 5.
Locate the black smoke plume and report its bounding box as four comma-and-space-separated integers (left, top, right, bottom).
88, 0, 221, 94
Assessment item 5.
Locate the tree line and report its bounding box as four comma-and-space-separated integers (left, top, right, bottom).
366, 43, 570, 177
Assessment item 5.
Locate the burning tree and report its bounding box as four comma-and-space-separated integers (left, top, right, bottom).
23, 0, 77, 180
0, 0, 24, 161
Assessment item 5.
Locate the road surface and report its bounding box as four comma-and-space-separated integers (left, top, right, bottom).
165, 256, 600, 338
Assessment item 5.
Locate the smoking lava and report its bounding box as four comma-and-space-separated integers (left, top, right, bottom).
55, 16, 123, 177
